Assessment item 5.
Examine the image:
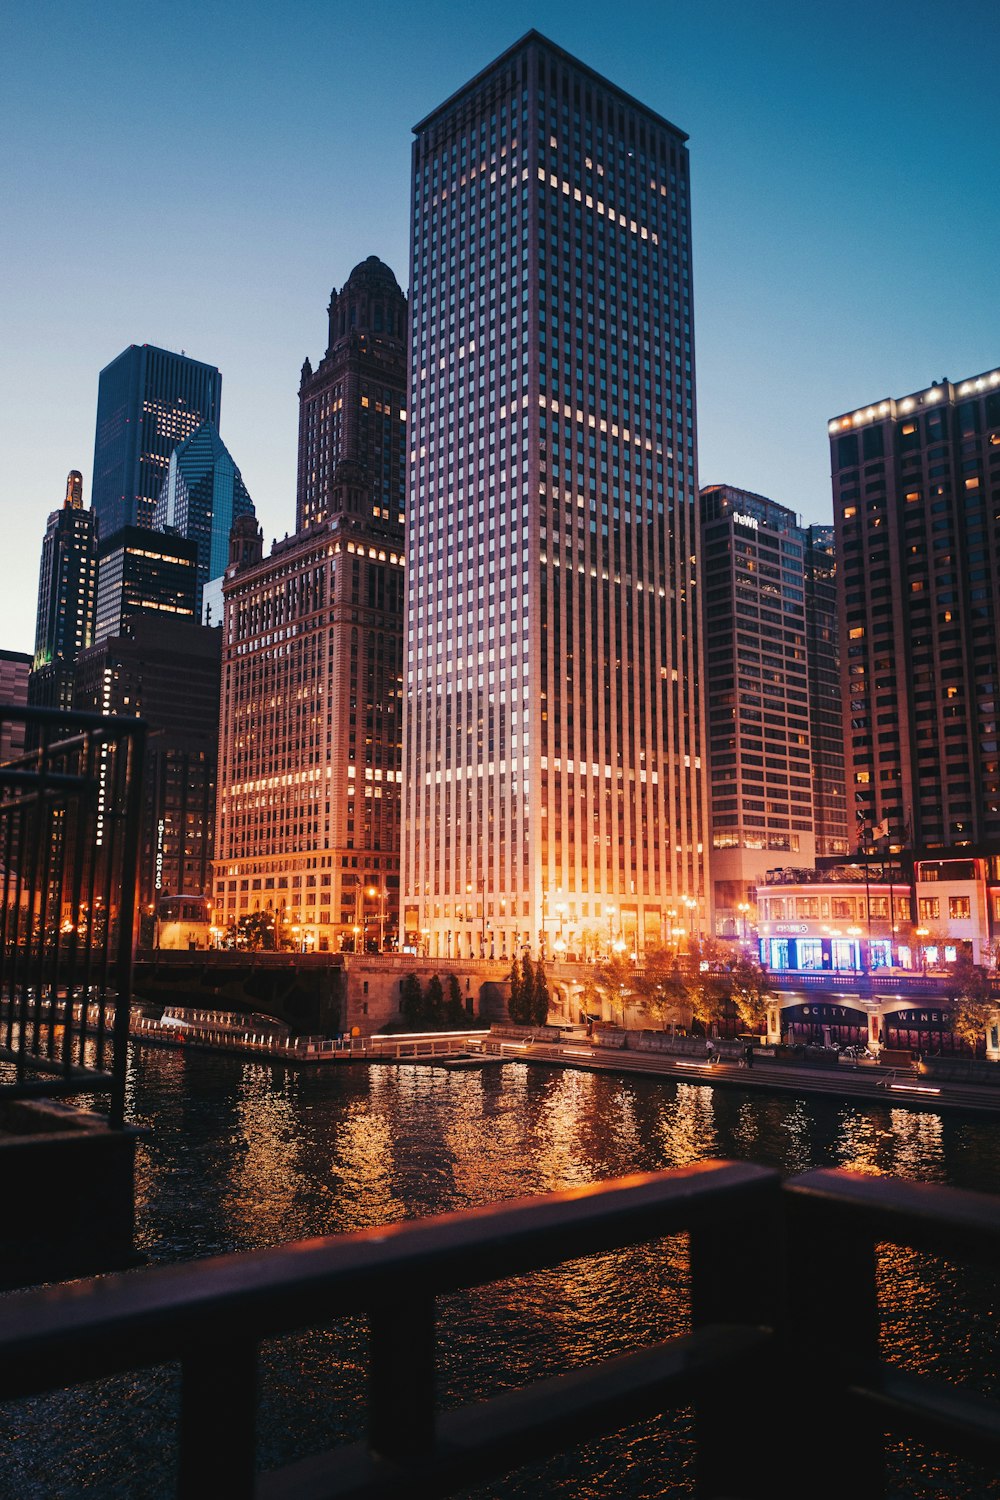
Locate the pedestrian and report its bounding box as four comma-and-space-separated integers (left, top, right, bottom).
705, 1038, 716, 1064
744, 1041, 754, 1070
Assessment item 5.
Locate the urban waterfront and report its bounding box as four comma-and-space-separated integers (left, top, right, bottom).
4, 1044, 1000, 1498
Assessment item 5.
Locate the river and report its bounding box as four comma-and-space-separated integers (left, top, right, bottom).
4, 1044, 1000, 1498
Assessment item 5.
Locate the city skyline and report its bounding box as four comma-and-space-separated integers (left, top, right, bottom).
2, 0, 996, 652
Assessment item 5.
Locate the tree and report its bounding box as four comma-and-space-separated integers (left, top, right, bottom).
689, 969, 730, 1036
507, 957, 524, 1023
592, 953, 634, 1027
949, 950, 997, 1053
633, 945, 689, 1030
531, 960, 550, 1026
237, 911, 275, 950
425, 973, 444, 1025
400, 972, 424, 1026
446, 973, 466, 1025
728, 955, 774, 1035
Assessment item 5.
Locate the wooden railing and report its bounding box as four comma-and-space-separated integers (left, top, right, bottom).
1, 1162, 999, 1497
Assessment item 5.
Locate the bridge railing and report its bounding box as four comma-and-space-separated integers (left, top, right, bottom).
0, 705, 144, 1127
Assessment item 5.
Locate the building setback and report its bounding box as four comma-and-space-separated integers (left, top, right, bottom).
73, 616, 222, 910
700, 484, 815, 935
91, 344, 221, 539
831, 367, 1000, 856
214, 261, 407, 952
402, 32, 709, 961
28, 470, 98, 713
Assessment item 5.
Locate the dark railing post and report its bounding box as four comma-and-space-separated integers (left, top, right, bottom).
179, 1338, 258, 1499
368, 1294, 437, 1461
689, 1177, 785, 1498
783, 1174, 885, 1499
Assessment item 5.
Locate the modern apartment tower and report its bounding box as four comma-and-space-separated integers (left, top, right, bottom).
214, 264, 407, 951
402, 33, 709, 961
28, 470, 98, 712
804, 524, 850, 857
831, 366, 1000, 855
153, 420, 255, 620
91, 345, 221, 538
700, 485, 815, 935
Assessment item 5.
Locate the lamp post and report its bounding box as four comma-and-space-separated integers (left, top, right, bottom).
736, 901, 750, 948
915, 927, 929, 975
605, 905, 617, 955
367, 885, 385, 952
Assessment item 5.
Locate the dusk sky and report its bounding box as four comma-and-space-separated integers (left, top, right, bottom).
1, 0, 996, 654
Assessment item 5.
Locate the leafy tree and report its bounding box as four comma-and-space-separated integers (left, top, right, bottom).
426, 973, 444, 1024
237, 911, 275, 951
507, 957, 524, 1023
446, 973, 466, 1025
400, 972, 424, 1026
633, 945, 689, 1029
592, 953, 634, 1027
949, 950, 997, 1052
689, 969, 730, 1036
531, 960, 550, 1026
728, 955, 774, 1034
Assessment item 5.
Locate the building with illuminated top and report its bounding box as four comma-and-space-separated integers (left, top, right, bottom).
831, 366, 1000, 858
401, 32, 709, 961
27, 470, 98, 712
214, 263, 406, 951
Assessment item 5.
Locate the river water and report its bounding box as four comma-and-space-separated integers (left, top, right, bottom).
4, 1044, 1000, 1498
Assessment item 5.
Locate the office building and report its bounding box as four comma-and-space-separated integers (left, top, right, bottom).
297, 257, 408, 533
154, 420, 255, 620
92, 345, 221, 538
27, 470, 98, 712
700, 484, 815, 936
93, 526, 198, 645
831, 366, 1000, 855
804, 525, 850, 857
214, 264, 407, 951
74, 616, 221, 909
402, 33, 709, 960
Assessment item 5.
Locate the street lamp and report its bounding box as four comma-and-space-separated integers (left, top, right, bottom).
736, 901, 750, 947
916, 927, 929, 975
605, 905, 617, 953
367, 885, 385, 952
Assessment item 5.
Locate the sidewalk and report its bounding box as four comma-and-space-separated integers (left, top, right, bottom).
492, 1039, 1000, 1116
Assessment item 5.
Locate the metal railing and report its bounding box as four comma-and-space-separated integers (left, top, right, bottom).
0, 705, 145, 1126
3, 1161, 997, 1496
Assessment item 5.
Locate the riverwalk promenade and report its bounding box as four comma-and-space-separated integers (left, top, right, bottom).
127, 1005, 1000, 1117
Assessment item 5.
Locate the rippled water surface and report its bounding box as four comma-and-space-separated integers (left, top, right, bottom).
4, 1046, 1000, 1498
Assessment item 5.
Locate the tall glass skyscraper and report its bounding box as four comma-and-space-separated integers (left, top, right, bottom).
91, 345, 221, 538
154, 420, 254, 620
402, 32, 709, 961
28, 469, 98, 712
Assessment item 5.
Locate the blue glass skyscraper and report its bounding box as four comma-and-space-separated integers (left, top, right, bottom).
91, 345, 221, 539
154, 420, 254, 619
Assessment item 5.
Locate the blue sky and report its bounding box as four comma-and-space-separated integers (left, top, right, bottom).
1, 0, 997, 652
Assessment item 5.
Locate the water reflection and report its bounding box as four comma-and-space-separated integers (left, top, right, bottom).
8, 1047, 1000, 1499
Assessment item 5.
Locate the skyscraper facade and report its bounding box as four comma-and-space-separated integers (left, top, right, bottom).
28, 469, 98, 712
74, 616, 222, 908
804, 524, 850, 858
296, 257, 408, 533
700, 484, 815, 934
0, 650, 31, 764
91, 345, 221, 538
402, 33, 709, 961
830, 366, 1000, 855
93, 526, 198, 645
153, 420, 255, 620
214, 265, 407, 951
